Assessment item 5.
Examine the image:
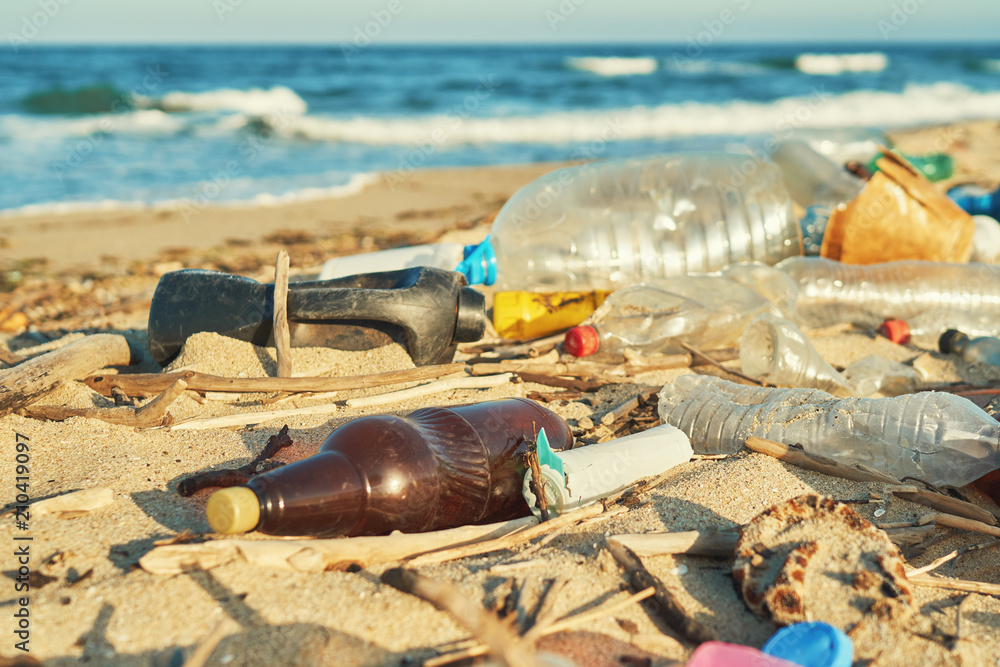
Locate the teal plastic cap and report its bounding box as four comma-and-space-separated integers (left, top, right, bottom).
763, 622, 853, 667
455, 236, 497, 286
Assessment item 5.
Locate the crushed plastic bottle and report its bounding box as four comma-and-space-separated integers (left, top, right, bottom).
563, 274, 772, 358
657, 375, 1000, 487
763, 622, 853, 667
840, 355, 923, 397
467, 153, 801, 295
777, 257, 1000, 334
940, 329, 1000, 368
740, 313, 853, 396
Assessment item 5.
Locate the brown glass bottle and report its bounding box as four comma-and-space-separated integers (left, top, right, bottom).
206, 398, 574, 537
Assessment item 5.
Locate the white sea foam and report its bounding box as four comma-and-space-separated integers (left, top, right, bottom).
152, 85, 308, 116
0, 172, 377, 218
795, 52, 889, 75
566, 56, 658, 76
266, 83, 1000, 146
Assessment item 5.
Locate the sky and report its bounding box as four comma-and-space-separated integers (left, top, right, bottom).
4, 0, 1000, 44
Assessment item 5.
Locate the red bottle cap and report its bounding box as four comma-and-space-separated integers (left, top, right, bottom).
564, 325, 600, 357
878, 319, 910, 345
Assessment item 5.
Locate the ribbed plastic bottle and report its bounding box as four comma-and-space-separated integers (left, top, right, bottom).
205, 398, 574, 537
489, 153, 801, 292
563, 275, 772, 359
777, 257, 1000, 333
657, 375, 1000, 487
940, 329, 1000, 368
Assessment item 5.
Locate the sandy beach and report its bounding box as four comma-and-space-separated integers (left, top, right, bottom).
1, 120, 1000, 667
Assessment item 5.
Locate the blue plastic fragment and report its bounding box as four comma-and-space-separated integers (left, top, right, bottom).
762, 622, 853, 667
534, 428, 564, 478
455, 235, 497, 286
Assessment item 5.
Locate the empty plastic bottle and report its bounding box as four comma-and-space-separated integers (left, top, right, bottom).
740, 313, 854, 396
657, 375, 1000, 487
206, 398, 574, 537
461, 153, 801, 295
777, 257, 1000, 333
771, 141, 866, 210
940, 329, 1000, 368
563, 275, 772, 358
779, 127, 889, 165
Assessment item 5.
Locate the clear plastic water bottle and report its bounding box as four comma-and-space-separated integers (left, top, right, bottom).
470, 153, 802, 293
657, 374, 1000, 487
562, 274, 773, 358
939, 329, 1000, 368
777, 257, 1000, 333
739, 313, 854, 396
770, 141, 865, 209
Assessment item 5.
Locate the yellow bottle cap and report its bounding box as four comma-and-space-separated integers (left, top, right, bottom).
206, 487, 261, 534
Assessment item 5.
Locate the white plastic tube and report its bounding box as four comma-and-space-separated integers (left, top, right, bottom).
522, 424, 693, 517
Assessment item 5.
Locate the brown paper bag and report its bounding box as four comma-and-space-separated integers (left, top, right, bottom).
821, 151, 973, 264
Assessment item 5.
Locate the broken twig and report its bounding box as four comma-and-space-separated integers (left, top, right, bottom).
22, 378, 187, 428
606, 540, 715, 645
345, 373, 512, 408
177, 425, 294, 496
83, 363, 465, 397
745, 436, 900, 484
273, 250, 292, 379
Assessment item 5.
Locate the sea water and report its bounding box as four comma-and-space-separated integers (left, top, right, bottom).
2, 43, 999, 215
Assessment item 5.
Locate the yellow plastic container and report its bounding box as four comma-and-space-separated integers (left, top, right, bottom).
493, 290, 610, 339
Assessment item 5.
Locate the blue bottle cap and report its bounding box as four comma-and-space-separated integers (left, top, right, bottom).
455, 235, 497, 286
762, 622, 853, 667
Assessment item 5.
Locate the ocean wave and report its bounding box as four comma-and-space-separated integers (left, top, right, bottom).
0, 172, 377, 217
252, 83, 1000, 146
566, 56, 658, 76
149, 85, 308, 116
795, 53, 889, 75
0, 109, 183, 139
20, 83, 132, 115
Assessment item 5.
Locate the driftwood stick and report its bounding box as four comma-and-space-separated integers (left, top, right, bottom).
345, 373, 512, 408
0, 334, 132, 417
920, 511, 1000, 539
909, 574, 1000, 597
745, 436, 901, 484
140, 517, 538, 575
273, 250, 292, 379
407, 504, 605, 567
83, 363, 465, 397
525, 450, 550, 522
166, 403, 338, 431
679, 341, 766, 386
464, 333, 567, 360
22, 378, 187, 427
514, 372, 607, 392
467, 349, 739, 379
907, 550, 960, 577
606, 540, 715, 645
380, 568, 539, 667
0, 345, 23, 367
608, 529, 739, 558
601, 389, 658, 427
890, 485, 998, 527
182, 619, 232, 667
427, 587, 655, 667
